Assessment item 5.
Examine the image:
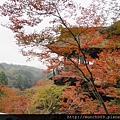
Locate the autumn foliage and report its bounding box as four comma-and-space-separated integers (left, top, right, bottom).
58, 81, 120, 114
0, 84, 27, 113
36, 80, 47, 87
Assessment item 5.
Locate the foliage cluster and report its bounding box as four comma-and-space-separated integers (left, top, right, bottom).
0, 71, 8, 85
0, 84, 27, 113
58, 80, 120, 114
0, 81, 67, 114
26, 84, 67, 114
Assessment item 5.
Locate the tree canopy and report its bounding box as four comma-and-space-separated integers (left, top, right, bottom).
0, 71, 8, 85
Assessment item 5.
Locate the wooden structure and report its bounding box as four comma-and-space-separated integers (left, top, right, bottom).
47, 22, 120, 85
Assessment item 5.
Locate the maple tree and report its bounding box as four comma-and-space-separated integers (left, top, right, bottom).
0, 84, 27, 113
58, 82, 120, 114
0, 0, 120, 114
28, 84, 66, 114
36, 80, 47, 87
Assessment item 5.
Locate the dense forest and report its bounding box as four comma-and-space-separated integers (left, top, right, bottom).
0, 63, 46, 90
0, 63, 66, 114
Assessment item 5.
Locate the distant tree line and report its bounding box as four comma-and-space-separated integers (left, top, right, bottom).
0, 63, 46, 90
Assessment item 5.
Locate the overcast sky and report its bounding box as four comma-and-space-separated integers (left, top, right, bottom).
1, 0, 119, 69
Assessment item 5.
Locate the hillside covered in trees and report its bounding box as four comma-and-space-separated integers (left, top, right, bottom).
0, 63, 46, 90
